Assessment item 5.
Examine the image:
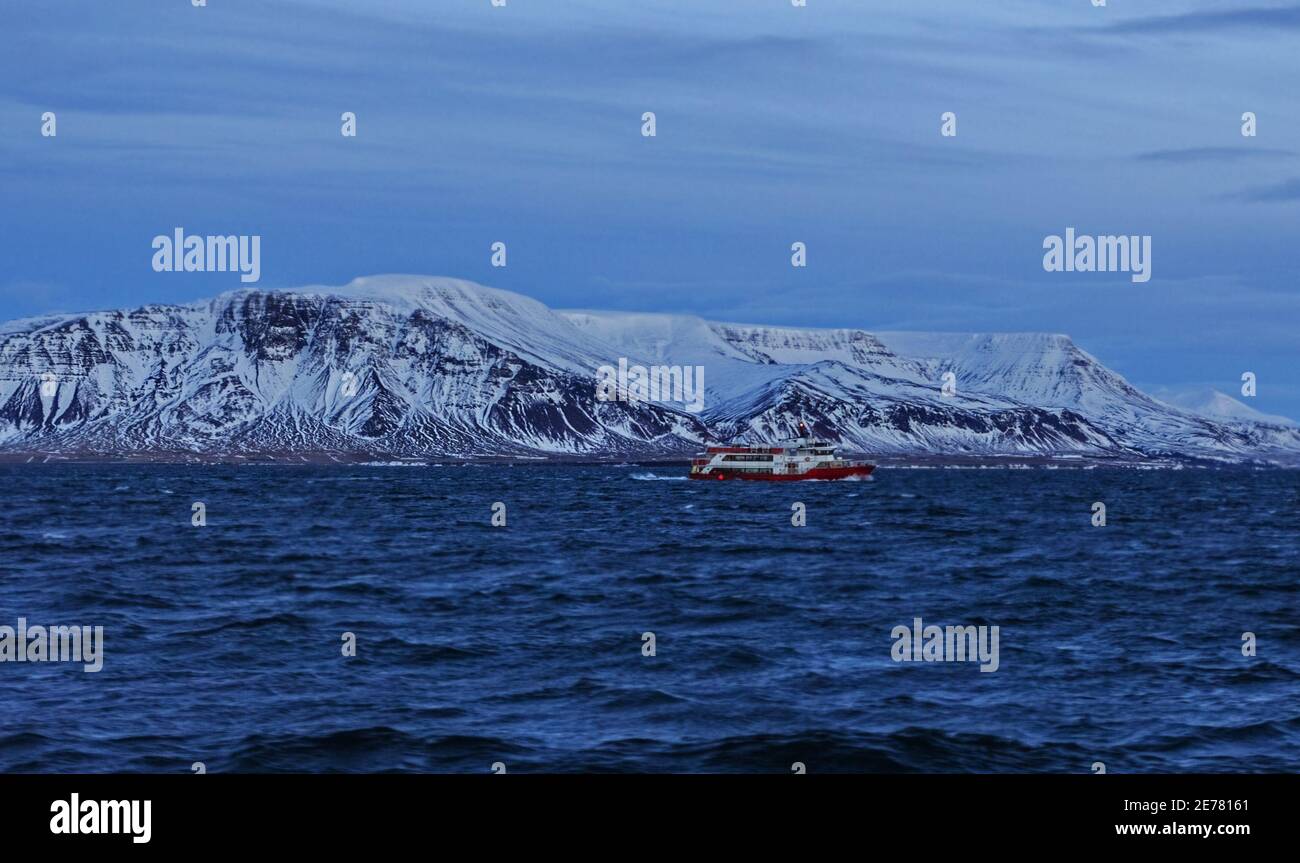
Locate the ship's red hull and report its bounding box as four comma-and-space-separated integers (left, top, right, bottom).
689, 464, 875, 481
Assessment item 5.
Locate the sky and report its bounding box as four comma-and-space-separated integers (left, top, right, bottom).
2, 0, 1298, 416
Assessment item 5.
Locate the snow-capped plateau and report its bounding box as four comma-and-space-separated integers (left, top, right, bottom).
1, 275, 1296, 464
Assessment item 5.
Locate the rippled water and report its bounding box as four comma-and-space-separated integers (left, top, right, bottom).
1, 463, 1296, 773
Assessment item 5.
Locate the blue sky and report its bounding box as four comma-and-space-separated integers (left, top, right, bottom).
3, 0, 1298, 415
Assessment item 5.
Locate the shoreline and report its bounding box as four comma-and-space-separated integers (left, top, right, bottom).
0, 451, 1292, 469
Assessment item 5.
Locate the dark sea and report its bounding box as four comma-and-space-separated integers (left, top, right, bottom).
1, 463, 1297, 773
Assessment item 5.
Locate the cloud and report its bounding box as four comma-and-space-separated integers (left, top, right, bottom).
1227, 178, 1300, 202
1107, 4, 1300, 35
1136, 147, 1295, 164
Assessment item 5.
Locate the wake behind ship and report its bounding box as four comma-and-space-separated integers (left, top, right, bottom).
689, 424, 875, 481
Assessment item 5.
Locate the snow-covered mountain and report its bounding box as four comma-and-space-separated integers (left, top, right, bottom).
0, 276, 705, 459
1151, 387, 1297, 428
1, 275, 1296, 463
561, 310, 1300, 464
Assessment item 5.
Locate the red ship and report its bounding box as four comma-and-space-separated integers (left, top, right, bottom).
688, 423, 875, 481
